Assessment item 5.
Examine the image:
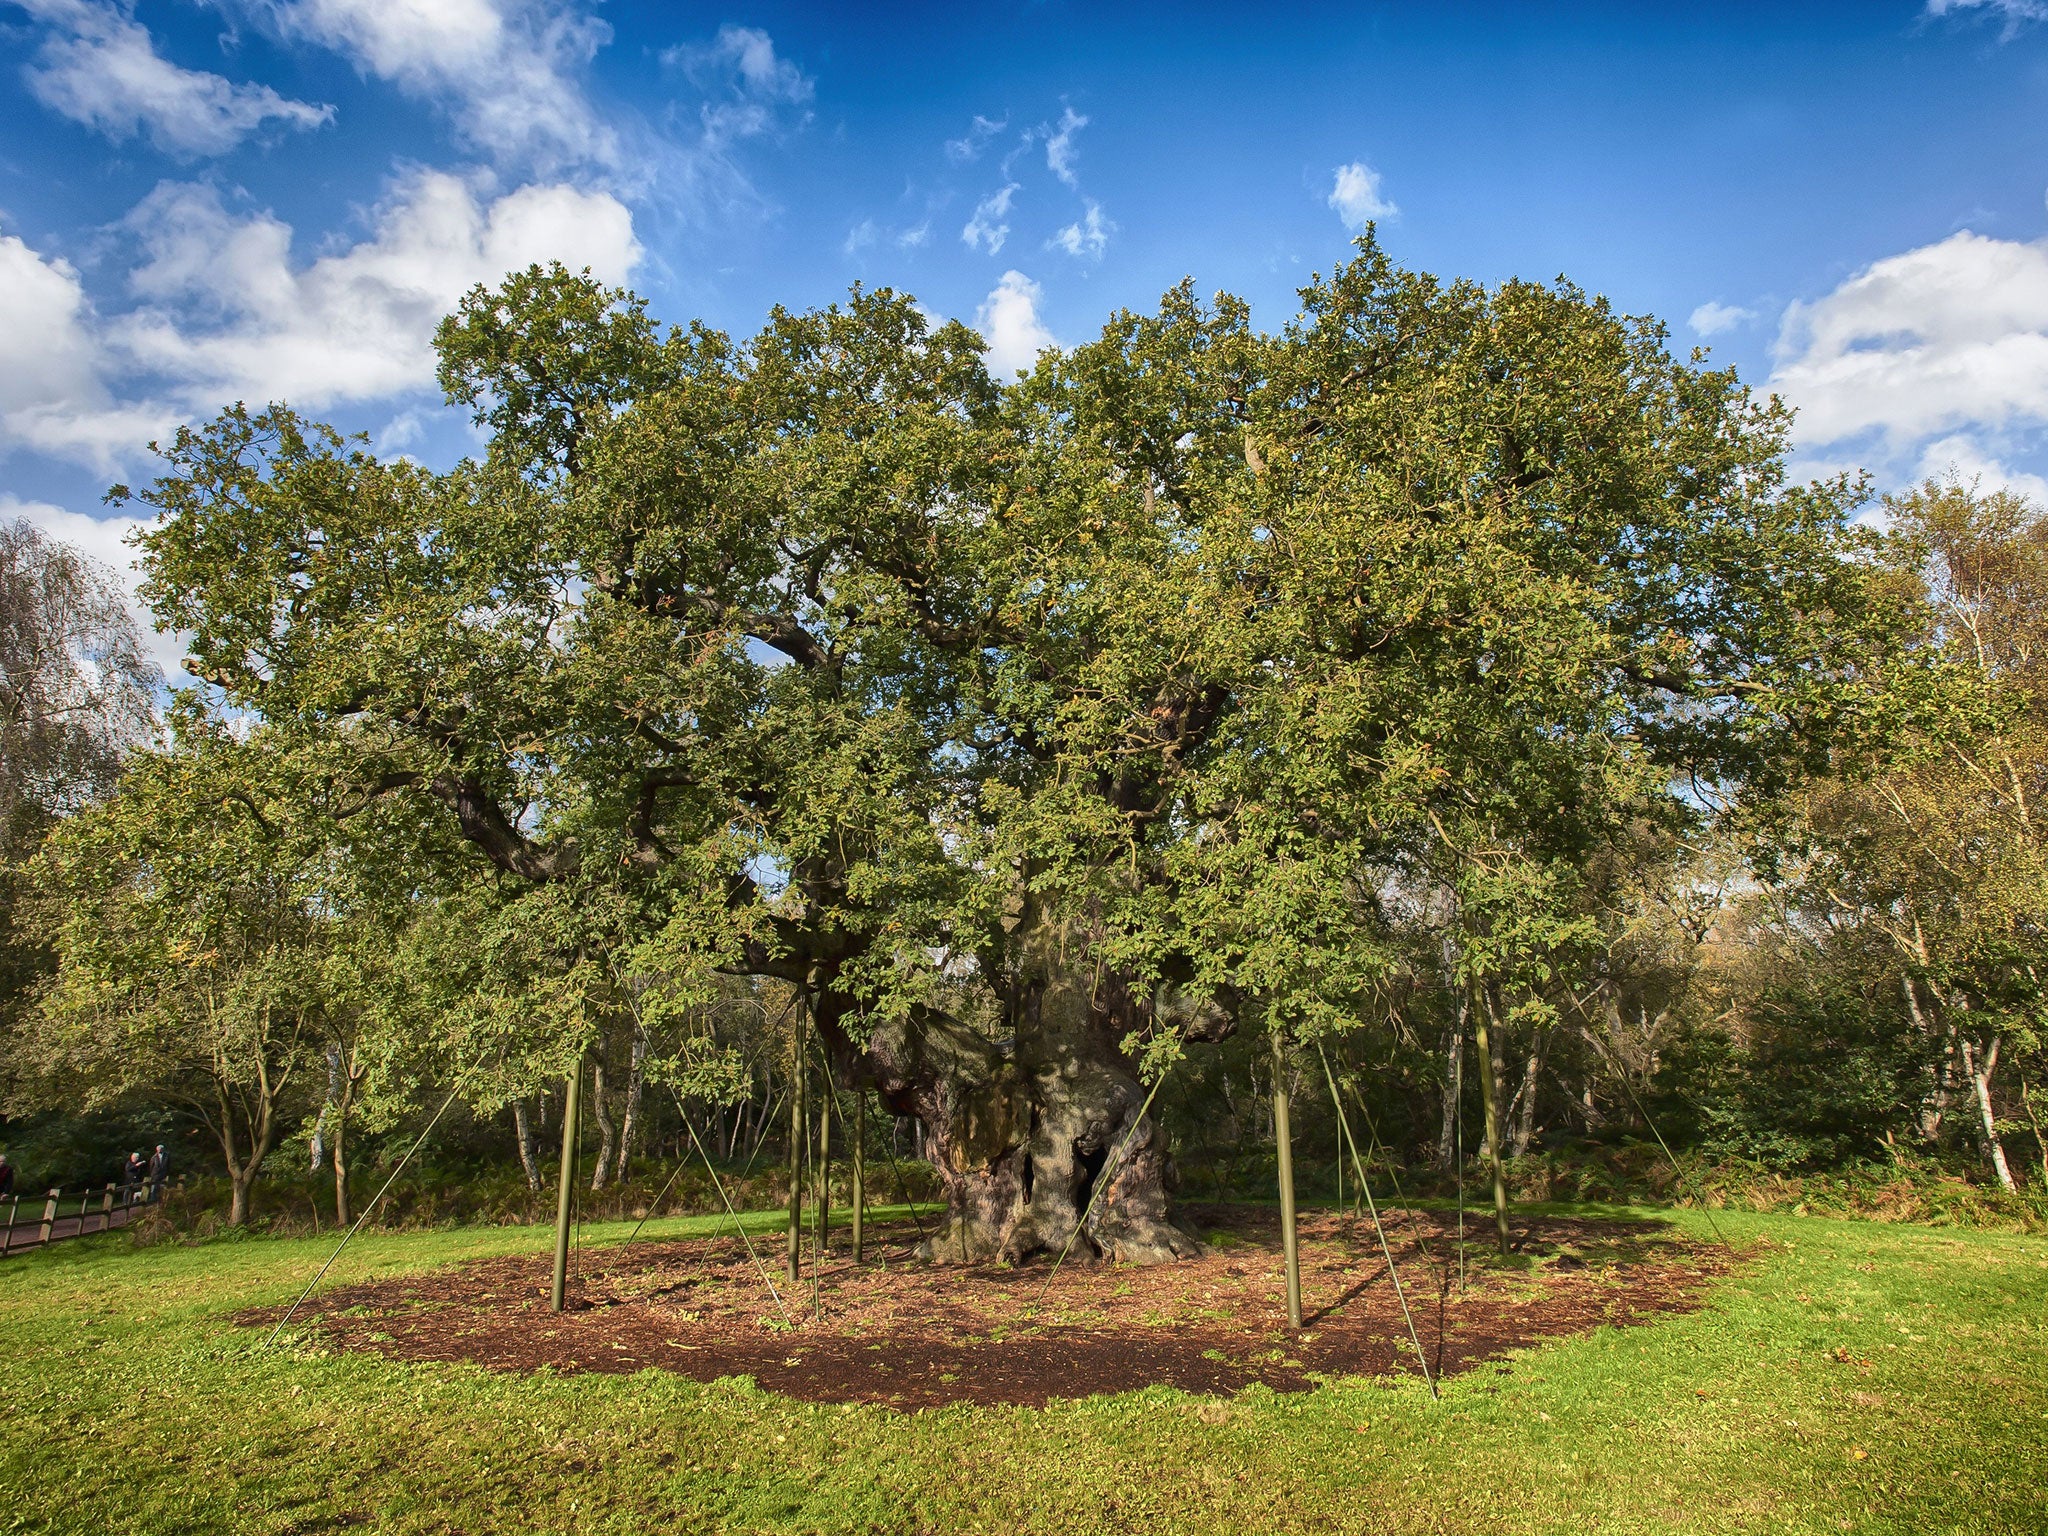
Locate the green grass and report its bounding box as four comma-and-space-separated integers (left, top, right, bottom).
2, 1203, 2044, 1535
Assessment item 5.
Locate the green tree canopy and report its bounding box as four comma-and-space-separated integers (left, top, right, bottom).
115, 238, 1893, 1259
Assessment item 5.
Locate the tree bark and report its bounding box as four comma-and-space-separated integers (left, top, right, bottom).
207, 999, 291, 1229
614, 1025, 646, 1184
1436, 933, 1466, 1171
219, 1087, 282, 1229
1901, 974, 1955, 1143
1510, 1029, 1544, 1158
513, 1099, 542, 1192
228, 1166, 254, 1228
330, 1095, 351, 1228
845, 911, 1217, 1266
1961, 1035, 2016, 1191
589, 1058, 615, 1192
310, 1045, 339, 1171
1436, 1019, 1464, 1171
1472, 985, 1512, 1256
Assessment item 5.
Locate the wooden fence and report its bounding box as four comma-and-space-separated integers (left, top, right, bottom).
0, 1178, 182, 1257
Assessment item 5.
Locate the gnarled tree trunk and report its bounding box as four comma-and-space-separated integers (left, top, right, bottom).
839, 914, 1224, 1266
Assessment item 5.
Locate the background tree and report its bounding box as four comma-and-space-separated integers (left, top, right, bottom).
14, 708, 447, 1225
0, 520, 159, 1055
0, 519, 160, 838
1753, 479, 2048, 1187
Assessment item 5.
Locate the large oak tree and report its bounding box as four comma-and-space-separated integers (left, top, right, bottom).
124, 239, 1888, 1261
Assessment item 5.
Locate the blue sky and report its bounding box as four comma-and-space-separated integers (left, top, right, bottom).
5, 0, 2048, 666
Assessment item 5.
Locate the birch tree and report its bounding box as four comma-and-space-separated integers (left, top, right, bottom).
1777, 479, 2048, 1187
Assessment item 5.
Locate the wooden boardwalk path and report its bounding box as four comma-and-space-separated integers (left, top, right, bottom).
0, 1186, 154, 1258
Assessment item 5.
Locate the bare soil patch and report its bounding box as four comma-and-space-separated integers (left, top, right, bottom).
244, 1205, 1728, 1409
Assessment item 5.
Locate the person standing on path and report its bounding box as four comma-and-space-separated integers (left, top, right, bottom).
120, 1151, 144, 1201
147, 1145, 168, 1203
0, 1153, 14, 1199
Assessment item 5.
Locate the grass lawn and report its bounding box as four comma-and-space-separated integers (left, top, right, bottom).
1, 1202, 2042, 1535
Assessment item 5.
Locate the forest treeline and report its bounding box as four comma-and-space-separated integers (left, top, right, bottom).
1, 238, 2043, 1244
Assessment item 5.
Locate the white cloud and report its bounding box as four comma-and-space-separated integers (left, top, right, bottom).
1044, 106, 1087, 188
695, 24, 811, 102
110, 171, 640, 410
945, 113, 1006, 164
0, 231, 101, 421
643, 23, 816, 221
1328, 161, 1396, 230
974, 270, 1057, 378
0, 493, 184, 674
0, 224, 171, 465
1051, 200, 1112, 260
845, 216, 932, 258
14, 0, 332, 157
663, 23, 814, 148
376, 410, 425, 454
270, 0, 617, 171
1912, 434, 2048, 505
1769, 229, 2048, 450
0, 173, 639, 469
962, 183, 1018, 254
1689, 300, 1756, 337
1925, 0, 2048, 30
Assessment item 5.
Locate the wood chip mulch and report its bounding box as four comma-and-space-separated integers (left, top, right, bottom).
241, 1205, 1730, 1409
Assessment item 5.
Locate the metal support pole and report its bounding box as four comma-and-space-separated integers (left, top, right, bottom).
814, 1073, 831, 1257
1271, 1029, 1303, 1330
851, 1088, 866, 1263
786, 1020, 805, 1286
550, 1062, 583, 1313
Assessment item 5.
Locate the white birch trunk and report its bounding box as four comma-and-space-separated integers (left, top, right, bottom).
309, 1045, 340, 1171
512, 1099, 541, 1192
1961, 1035, 2015, 1191
614, 1026, 646, 1184
1511, 1029, 1544, 1157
